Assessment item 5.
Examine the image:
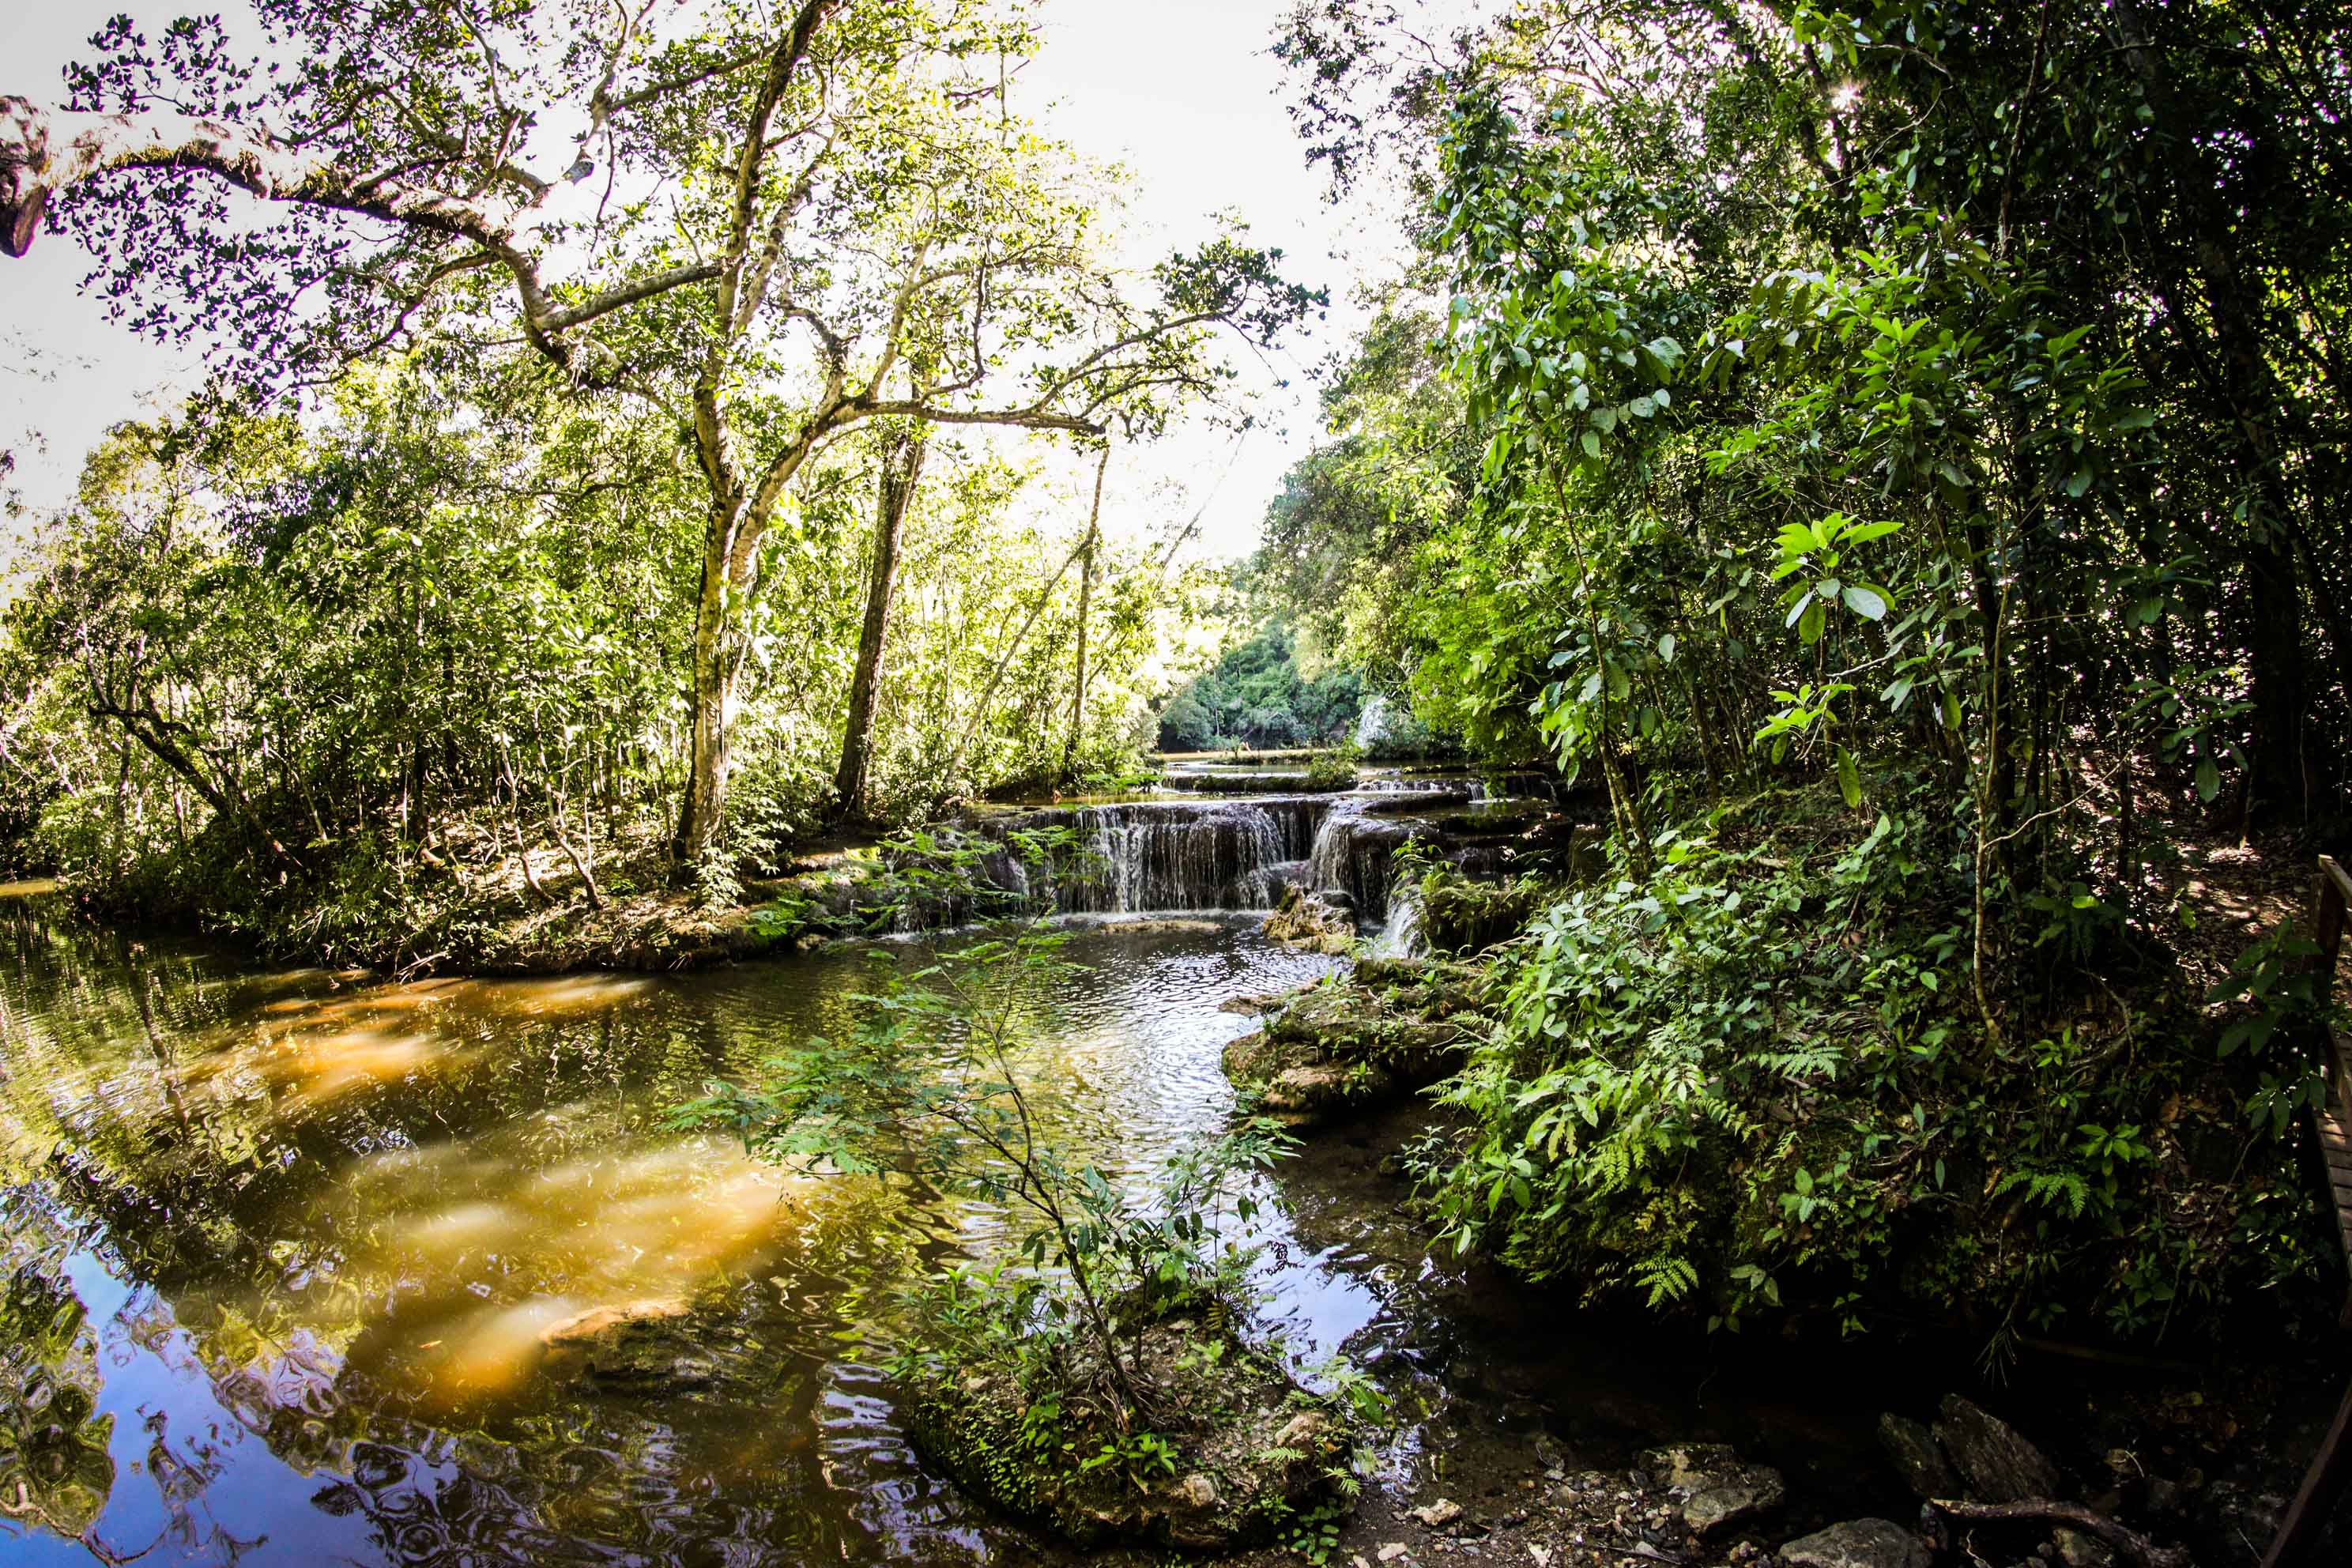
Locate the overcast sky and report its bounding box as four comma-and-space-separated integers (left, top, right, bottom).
0, 2, 1426, 566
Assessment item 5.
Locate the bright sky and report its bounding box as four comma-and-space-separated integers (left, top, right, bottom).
0, 2, 1422, 567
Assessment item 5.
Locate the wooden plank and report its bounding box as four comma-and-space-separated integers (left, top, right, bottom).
2320, 854, 2352, 927
2263, 1371, 2352, 1568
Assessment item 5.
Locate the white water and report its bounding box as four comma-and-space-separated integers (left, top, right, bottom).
1368, 882, 1427, 959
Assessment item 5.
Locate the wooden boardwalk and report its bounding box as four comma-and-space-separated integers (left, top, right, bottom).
2265, 854, 2352, 1567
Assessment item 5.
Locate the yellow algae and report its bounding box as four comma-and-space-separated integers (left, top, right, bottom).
423, 1298, 578, 1403
394, 1201, 522, 1260
439, 974, 656, 1020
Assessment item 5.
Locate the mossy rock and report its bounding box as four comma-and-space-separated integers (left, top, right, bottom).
1262, 885, 1357, 954
1223, 960, 1487, 1126
901, 1310, 1351, 1551
1420, 876, 1545, 956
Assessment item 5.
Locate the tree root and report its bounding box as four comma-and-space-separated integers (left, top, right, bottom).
1925, 1498, 2193, 1568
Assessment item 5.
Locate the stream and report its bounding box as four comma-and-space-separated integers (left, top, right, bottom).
0, 782, 1919, 1566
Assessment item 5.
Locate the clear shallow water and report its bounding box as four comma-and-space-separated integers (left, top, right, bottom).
0, 904, 1359, 1566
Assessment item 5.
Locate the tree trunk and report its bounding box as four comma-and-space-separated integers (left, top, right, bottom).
1060, 448, 1110, 784
673, 525, 741, 865
834, 429, 927, 820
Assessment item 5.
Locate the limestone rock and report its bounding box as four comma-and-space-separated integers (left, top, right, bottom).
1178, 1472, 1219, 1510
1933, 1394, 2060, 1502
1878, 1412, 1964, 1499
1264, 885, 1358, 953
1778, 1517, 1932, 1568
1413, 1498, 1464, 1529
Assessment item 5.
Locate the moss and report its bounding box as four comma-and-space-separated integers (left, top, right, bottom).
1223, 959, 1491, 1128
1420, 875, 1545, 956
900, 1306, 1354, 1551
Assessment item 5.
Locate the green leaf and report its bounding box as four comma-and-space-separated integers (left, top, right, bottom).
1835, 745, 1862, 808
1658, 632, 1677, 662
2195, 760, 2221, 801
1841, 585, 1888, 620
1581, 429, 1603, 459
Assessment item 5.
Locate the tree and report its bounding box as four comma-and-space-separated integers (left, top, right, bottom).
832, 426, 928, 821
1, 1, 1317, 865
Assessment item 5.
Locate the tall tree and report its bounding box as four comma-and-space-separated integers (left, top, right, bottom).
0, 0, 1315, 864
832, 426, 926, 820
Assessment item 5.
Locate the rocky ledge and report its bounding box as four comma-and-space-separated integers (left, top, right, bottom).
1221, 957, 1487, 1128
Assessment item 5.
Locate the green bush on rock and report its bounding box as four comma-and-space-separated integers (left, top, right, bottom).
1223, 958, 1490, 1127
682, 833, 1375, 1547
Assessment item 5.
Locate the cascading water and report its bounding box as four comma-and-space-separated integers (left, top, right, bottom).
1368, 882, 1427, 959
1304, 797, 1413, 924
974, 799, 1324, 916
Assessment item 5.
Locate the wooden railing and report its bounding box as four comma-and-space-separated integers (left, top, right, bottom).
2263, 854, 2352, 1568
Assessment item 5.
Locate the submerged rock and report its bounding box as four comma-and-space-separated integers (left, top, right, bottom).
537, 1298, 715, 1391
1933, 1393, 2060, 1502
1779, 1517, 1931, 1568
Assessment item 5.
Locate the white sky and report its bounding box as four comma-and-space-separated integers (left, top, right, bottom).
0, 1, 1423, 567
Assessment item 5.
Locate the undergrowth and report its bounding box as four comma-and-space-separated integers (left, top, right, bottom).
1415, 778, 2340, 1351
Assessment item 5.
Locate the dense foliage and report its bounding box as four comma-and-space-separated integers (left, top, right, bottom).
1155, 623, 1365, 752
0, 369, 1192, 960
1256, 0, 2352, 1340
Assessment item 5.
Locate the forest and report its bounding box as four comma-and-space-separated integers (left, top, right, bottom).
1, 2, 2350, 1566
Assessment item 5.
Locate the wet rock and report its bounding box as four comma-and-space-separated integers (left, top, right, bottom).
1685, 1474, 1785, 1534
1778, 1517, 1932, 1568
537, 1298, 715, 1390
1277, 1409, 1335, 1452
1179, 1472, 1218, 1509
1638, 1443, 1786, 1535
1933, 1395, 2061, 1502
1264, 885, 1358, 953
1414, 1498, 1465, 1529
1879, 1412, 1964, 1499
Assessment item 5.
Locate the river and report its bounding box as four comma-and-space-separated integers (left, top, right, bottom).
0, 801, 1936, 1566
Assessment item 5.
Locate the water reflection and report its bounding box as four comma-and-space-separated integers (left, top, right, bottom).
0, 904, 1348, 1564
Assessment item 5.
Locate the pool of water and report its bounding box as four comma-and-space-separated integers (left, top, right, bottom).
0, 899, 1920, 1566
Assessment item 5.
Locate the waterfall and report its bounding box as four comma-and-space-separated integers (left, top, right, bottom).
1304, 797, 1408, 924
1353, 694, 1391, 749
1369, 882, 1427, 959
971, 799, 1324, 916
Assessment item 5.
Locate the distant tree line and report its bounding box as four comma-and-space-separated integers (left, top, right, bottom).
1155, 624, 1364, 752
